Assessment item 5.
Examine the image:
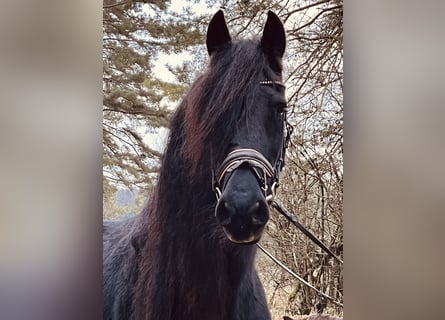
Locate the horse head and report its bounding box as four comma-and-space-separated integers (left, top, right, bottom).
208, 11, 288, 244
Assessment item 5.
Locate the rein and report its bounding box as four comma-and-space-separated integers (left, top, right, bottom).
271, 200, 343, 264
257, 201, 344, 308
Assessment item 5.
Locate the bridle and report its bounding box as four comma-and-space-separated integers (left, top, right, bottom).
212, 80, 292, 204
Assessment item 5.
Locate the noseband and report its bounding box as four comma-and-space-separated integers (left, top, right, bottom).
212, 80, 292, 204
213, 148, 278, 203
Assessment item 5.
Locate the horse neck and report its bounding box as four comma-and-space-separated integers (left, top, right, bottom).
133, 140, 259, 319
152, 144, 258, 271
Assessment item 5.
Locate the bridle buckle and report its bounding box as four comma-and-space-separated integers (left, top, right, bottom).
266, 181, 278, 203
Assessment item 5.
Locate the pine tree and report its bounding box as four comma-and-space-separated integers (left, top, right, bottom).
103, 0, 206, 190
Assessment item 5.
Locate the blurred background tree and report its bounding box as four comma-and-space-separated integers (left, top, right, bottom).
103, 0, 207, 193
103, 0, 343, 318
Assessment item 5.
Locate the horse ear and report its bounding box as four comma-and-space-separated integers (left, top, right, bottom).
206, 10, 232, 56
260, 11, 286, 72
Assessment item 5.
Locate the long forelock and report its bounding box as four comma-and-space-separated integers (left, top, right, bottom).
181, 39, 273, 173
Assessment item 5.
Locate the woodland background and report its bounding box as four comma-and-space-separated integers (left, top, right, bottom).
103, 0, 343, 318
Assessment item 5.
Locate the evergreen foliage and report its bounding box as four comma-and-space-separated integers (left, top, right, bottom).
103, 0, 207, 190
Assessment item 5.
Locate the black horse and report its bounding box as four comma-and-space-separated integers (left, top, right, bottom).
104, 10, 288, 320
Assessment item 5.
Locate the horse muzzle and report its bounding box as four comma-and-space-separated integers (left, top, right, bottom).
213, 148, 278, 244
215, 167, 270, 243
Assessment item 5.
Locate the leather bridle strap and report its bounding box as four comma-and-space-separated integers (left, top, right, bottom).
213, 148, 278, 203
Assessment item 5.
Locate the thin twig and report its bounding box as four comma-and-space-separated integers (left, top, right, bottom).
257, 243, 343, 308
103, 1, 131, 9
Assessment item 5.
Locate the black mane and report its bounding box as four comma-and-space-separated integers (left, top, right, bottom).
128, 38, 273, 319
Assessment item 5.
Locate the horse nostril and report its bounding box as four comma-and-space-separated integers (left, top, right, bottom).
248, 201, 269, 226
247, 201, 260, 214
215, 200, 235, 226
